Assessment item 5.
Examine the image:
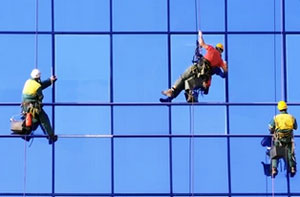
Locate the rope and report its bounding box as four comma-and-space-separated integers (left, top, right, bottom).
194, 0, 199, 31
35, 0, 39, 69
23, 141, 27, 197
189, 103, 195, 197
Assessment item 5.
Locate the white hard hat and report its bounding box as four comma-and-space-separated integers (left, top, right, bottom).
30, 69, 41, 79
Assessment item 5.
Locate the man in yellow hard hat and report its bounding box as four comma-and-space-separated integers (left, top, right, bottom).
21, 69, 58, 144
161, 30, 228, 102
268, 101, 297, 177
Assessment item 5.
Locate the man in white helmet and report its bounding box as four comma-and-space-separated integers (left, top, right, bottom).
21, 68, 58, 144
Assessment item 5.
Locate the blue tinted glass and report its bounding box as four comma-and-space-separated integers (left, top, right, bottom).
54, 0, 110, 31
285, 0, 300, 31
0, 106, 22, 135
55, 35, 110, 102
228, 35, 281, 102
0, 139, 28, 192
228, 0, 280, 31
287, 35, 300, 102
56, 138, 111, 192
172, 106, 226, 134
172, 138, 228, 193
113, 0, 167, 31
55, 106, 111, 135
0, 35, 52, 103
114, 138, 170, 192
171, 35, 225, 102
113, 35, 168, 102
0, 138, 52, 192
230, 106, 275, 134
0, 0, 51, 31
170, 0, 225, 31
114, 106, 168, 134
231, 138, 287, 192
290, 137, 300, 192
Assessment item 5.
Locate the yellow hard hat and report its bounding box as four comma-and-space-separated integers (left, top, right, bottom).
277, 101, 287, 111
216, 43, 224, 51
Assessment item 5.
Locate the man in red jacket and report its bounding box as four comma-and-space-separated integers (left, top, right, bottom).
161, 30, 228, 102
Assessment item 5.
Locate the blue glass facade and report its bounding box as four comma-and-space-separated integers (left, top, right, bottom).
1, 0, 300, 196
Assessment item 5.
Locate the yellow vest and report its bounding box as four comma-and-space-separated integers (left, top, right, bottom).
22, 79, 41, 96
274, 113, 295, 130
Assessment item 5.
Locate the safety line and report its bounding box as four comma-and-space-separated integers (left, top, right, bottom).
189, 104, 195, 197
35, 0, 39, 69
23, 141, 27, 197
194, 0, 199, 31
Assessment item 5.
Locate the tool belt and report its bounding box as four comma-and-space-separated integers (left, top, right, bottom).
22, 101, 41, 118
275, 131, 292, 139
191, 58, 212, 81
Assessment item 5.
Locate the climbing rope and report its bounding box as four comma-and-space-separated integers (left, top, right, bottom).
189, 104, 195, 197
23, 1, 40, 196
23, 141, 27, 197
189, 1, 200, 196
35, 0, 39, 69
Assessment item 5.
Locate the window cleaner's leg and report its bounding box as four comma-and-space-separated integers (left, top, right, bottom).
39, 109, 57, 144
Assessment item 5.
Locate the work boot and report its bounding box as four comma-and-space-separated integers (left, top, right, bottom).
272, 168, 278, 178
159, 97, 173, 103
161, 88, 174, 97
48, 134, 58, 145
21, 135, 31, 142
290, 167, 296, 177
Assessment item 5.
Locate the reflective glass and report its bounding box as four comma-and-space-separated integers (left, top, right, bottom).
55, 106, 111, 135
172, 138, 228, 193
172, 106, 226, 134
114, 138, 170, 193
0, 35, 52, 103
0, 0, 51, 31
54, 0, 110, 31
287, 35, 300, 102
55, 138, 111, 192
55, 35, 110, 102
228, 35, 281, 102
113, 35, 168, 102
285, 0, 300, 31
114, 106, 168, 135
170, 0, 225, 31
228, 0, 281, 31
229, 106, 275, 134
113, 0, 167, 31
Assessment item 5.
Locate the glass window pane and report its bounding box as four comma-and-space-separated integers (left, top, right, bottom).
56, 138, 111, 192
172, 106, 226, 134
170, 0, 224, 31
0, 139, 28, 192
54, 0, 110, 31
290, 137, 300, 192
229, 106, 275, 134
114, 106, 169, 135
114, 138, 170, 193
113, 0, 167, 31
231, 138, 288, 193
287, 35, 300, 102
113, 35, 168, 102
285, 0, 300, 31
228, 0, 280, 31
55, 35, 110, 102
228, 35, 281, 102
172, 138, 228, 193
55, 106, 111, 135
0, 0, 51, 31
0, 35, 52, 103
